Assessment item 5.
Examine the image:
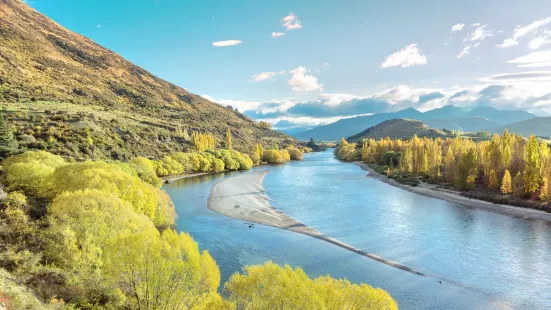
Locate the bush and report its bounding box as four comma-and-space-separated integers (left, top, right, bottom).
225, 261, 398, 310
2, 151, 65, 195
263, 149, 283, 164
287, 147, 304, 160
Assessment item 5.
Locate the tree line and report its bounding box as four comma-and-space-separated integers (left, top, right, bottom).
336, 131, 551, 202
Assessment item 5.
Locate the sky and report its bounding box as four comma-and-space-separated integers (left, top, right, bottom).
27, 0, 551, 131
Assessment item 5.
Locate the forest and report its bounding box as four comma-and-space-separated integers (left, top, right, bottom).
336, 131, 551, 211
0, 110, 396, 309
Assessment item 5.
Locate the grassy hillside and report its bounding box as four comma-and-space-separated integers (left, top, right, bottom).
0, 0, 293, 159
347, 119, 446, 142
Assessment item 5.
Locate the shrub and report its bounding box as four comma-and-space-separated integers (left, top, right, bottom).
263, 149, 283, 164
287, 147, 304, 160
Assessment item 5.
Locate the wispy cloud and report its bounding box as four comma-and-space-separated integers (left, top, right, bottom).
451, 23, 465, 32
252, 72, 278, 82
288, 66, 323, 92
381, 44, 427, 68
464, 24, 493, 42
212, 40, 242, 47
457, 24, 493, 59
507, 50, 551, 68
281, 13, 302, 30
498, 17, 551, 48
271, 32, 285, 38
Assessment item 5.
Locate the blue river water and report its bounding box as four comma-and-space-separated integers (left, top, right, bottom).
164, 150, 551, 309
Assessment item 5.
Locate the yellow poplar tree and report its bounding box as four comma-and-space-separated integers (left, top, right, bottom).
226, 129, 232, 150
501, 169, 512, 194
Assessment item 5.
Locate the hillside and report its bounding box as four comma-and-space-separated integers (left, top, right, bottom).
490, 117, 551, 138
0, 0, 293, 159
347, 119, 446, 142
294, 105, 537, 141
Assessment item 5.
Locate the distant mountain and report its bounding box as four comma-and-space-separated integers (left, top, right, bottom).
422, 105, 465, 120
347, 119, 446, 142
489, 117, 551, 138
424, 117, 500, 132
294, 108, 423, 141
466, 107, 536, 125
294, 105, 538, 141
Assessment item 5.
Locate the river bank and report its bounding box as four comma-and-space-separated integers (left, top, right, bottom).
354, 162, 551, 223
207, 170, 428, 277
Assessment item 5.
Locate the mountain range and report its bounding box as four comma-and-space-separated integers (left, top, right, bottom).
347, 119, 446, 142
293, 105, 539, 141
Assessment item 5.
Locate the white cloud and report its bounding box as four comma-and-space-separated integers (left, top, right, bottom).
507, 50, 551, 67
322, 62, 330, 68
251, 72, 278, 82
457, 24, 493, 59
381, 44, 427, 68
281, 13, 302, 30
457, 45, 471, 59
212, 40, 242, 47
528, 32, 551, 49
451, 23, 465, 32
288, 66, 323, 92
201, 95, 260, 112
498, 17, 551, 48
480, 71, 551, 83
271, 32, 285, 38
464, 24, 493, 42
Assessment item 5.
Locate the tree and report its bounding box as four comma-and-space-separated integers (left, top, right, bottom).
225, 261, 397, 310
541, 177, 549, 200
513, 172, 525, 198
524, 135, 541, 195
0, 109, 18, 159
259, 121, 272, 130
443, 147, 455, 183
488, 169, 498, 190
225, 128, 232, 150
501, 170, 512, 194
455, 148, 478, 190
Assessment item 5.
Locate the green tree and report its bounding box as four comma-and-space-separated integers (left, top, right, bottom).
0, 109, 18, 159
455, 148, 478, 190
524, 135, 541, 195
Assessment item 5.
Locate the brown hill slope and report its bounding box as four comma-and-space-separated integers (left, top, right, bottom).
0, 0, 292, 158
347, 118, 446, 141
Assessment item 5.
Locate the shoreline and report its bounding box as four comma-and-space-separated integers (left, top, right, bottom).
207, 170, 427, 277
354, 162, 551, 223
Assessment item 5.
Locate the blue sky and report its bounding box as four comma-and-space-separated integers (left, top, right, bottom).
28, 0, 551, 130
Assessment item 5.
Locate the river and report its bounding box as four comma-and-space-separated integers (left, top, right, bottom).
164, 150, 551, 309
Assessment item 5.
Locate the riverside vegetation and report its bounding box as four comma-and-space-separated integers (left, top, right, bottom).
335, 131, 551, 212
0, 113, 396, 309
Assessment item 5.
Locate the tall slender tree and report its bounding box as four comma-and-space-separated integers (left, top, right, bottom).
226, 129, 232, 150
